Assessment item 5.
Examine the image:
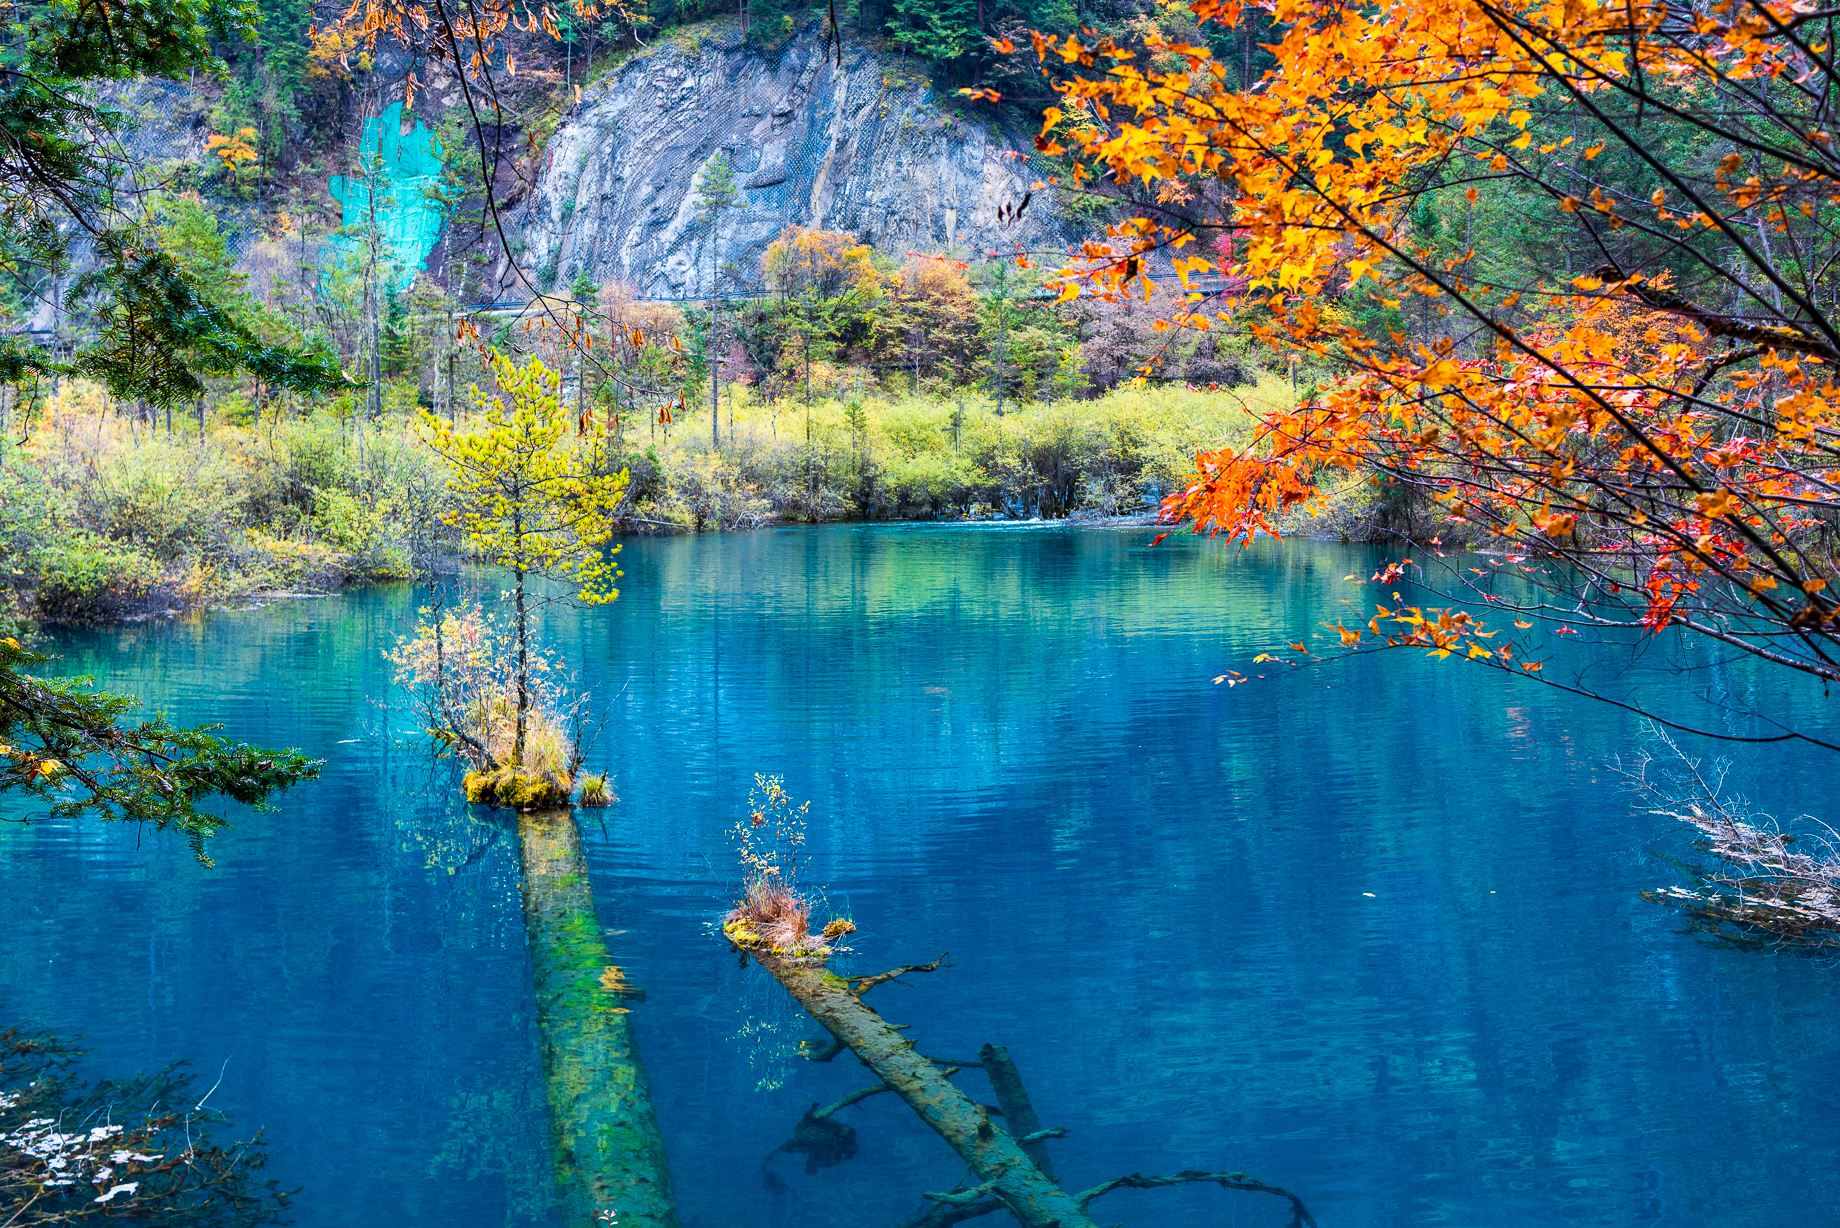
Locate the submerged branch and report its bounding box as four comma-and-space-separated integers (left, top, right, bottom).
1076, 1170, 1318, 1226
896, 1197, 1005, 1228
1627, 730, 1840, 950
814, 1083, 894, 1118
852, 953, 951, 994
979, 1042, 1056, 1178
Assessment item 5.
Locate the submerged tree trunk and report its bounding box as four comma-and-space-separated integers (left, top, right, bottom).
519, 808, 679, 1228
978, 1043, 1054, 1179
746, 950, 1098, 1228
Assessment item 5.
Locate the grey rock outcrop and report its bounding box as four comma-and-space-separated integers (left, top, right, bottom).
511, 25, 1070, 298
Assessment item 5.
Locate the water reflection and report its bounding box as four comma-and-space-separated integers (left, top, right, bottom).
3, 525, 1837, 1227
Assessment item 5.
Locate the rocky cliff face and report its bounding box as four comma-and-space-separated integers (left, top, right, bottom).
510, 25, 1071, 298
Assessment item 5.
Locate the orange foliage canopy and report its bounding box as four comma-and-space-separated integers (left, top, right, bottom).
1020, 0, 1840, 701
205, 129, 258, 169
763, 226, 882, 301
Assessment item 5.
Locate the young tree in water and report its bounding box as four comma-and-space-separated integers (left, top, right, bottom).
421, 350, 629, 800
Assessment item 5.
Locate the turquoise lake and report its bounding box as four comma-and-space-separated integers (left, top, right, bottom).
3, 523, 1837, 1226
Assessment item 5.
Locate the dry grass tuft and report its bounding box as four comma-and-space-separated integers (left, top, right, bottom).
723, 776, 849, 959
726, 874, 826, 956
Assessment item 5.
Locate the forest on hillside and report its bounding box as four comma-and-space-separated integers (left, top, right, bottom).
0, 1, 1311, 626
1, 0, 1836, 720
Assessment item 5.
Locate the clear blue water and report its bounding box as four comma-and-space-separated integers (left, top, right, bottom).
4, 524, 1838, 1227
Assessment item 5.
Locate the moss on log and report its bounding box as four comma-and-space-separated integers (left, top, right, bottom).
519, 808, 679, 1228
748, 949, 1098, 1228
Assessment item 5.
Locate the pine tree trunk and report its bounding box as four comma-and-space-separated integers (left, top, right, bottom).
514, 562, 529, 767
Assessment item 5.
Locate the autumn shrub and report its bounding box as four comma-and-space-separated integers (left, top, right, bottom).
629, 377, 1277, 525
24, 535, 173, 622
577, 774, 613, 806
238, 532, 349, 592
308, 487, 381, 552
879, 447, 979, 517
59, 435, 245, 562
722, 775, 853, 959
390, 597, 587, 810
237, 414, 353, 522
0, 391, 461, 623
659, 445, 775, 531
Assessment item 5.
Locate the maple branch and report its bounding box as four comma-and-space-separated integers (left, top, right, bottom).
1476, 1, 1840, 357
1592, 265, 1839, 363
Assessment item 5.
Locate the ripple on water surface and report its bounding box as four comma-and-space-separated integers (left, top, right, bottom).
4, 524, 1838, 1227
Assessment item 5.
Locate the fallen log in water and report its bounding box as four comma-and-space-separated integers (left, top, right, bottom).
733, 934, 1317, 1228
724, 775, 1313, 1227
736, 943, 1098, 1228
520, 807, 679, 1228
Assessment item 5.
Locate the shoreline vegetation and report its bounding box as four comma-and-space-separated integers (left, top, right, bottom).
0, 368, 1417, 631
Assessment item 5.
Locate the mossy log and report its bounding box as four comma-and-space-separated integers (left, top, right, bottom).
746, 948, 1098, 1228
519, 808, 679, 1228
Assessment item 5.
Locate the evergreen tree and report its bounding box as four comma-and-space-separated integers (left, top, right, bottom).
696, 152, 741, 446
0, 0, 338, 849
0, 0, 344, 404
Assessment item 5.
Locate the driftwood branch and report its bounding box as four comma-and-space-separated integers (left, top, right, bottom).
799, 1037, 846, 1062
813, 1083, 893, 1118
1076, 1169, 1318, 1227
853, 952, 951, 995
1627, 733, 1840, 949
